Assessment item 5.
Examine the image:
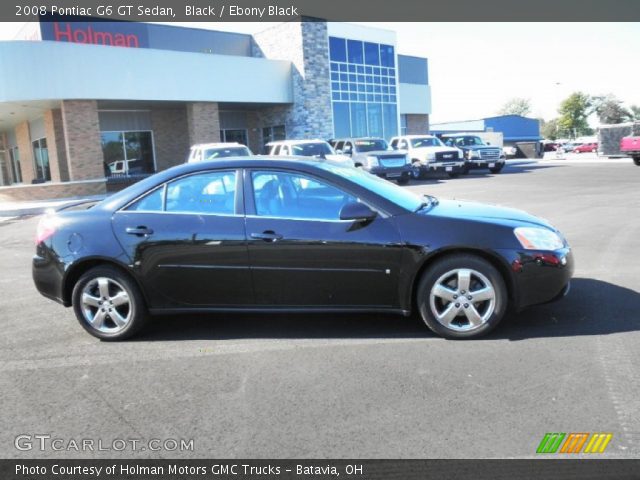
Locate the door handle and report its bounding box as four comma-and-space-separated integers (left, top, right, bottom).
250, 231, 283, 242
126, 226, 154, 236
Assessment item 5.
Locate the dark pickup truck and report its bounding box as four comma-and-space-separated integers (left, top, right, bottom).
441, 134, 506, 174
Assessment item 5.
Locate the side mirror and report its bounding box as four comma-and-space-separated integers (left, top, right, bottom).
486, 141, 491, 145
335, 149, 343, 154
340, 202, 377, 222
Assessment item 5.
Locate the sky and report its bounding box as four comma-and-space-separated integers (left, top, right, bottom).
1, 21, 639, 124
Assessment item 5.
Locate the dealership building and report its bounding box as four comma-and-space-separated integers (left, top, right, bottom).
0, 19, 431, 199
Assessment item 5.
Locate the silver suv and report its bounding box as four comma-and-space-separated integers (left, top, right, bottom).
329, 137, 412, 185
389, 135, 465, 179
265, 140, 355, 168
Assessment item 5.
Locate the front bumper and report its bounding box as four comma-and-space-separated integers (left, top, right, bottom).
366, 164, 413, 180
466, 159, 505, 169
496, 247, 574, 310
417, 162, 465, 174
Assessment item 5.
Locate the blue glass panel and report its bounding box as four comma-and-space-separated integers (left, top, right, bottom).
340, 63, 348, 72
357, 75, 365, 83
367, 103, 384, 138
332, 92, 341, 101
366, 66, 373, 74
349, 74, 356, 82
383, 103, 398, 138
389, 68, 396, 77
340, 73, 348, 82
356, 65, 364, 73
358, 94, 366, 102
347, 39, 364, 64
374, 94, 382, 102
366, 85, 373, 92
390, 86, 396, 94
340, 82, 347, 91
357, 84, 365, 92
374, 85, 381, 93
350, 93, 357, 101
329, 37, 347, 62
348, 64, 356, 73
380, 44, 395, 67
390, 95, 397, 102
373, 67, 381, 76
383, 95, 390, 103
366, 75, 373, 83
331, 62, 339, 72
332, 102, 351, 137
381, 68, 388, 76
350, 102, 368, 137
332, 82, 340, 91
382, 86, 389, 94
331, 72, 339, 81
364, 42, 380, 66
341, 93, 349, 101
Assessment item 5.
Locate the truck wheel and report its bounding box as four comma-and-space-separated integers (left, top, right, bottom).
397, 176, 409, 185
634, 157, 640, 166
448, 172, 460, 179
412, 161, 425, 179
490, 164, 504, 174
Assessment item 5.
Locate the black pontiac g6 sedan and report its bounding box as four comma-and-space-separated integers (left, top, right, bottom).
33, 158, 573, 340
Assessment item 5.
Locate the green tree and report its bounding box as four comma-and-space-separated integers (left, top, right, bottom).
630, 105, 640, 121
592, 94, 631, 124
540, 118, 560, 140
498, 97, 532, 117
558, 92, 593, 137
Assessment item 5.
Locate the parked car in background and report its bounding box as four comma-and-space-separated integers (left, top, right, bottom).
389, 135, 465, 179
33, 157, 574, 341
573, 142, 598, 153
441, 134, 506, 174
265, 140, 355, 167
329, 137, 412, 184
107, 159, 143, 175
560, 142, 581, 153
502, 145, 518, 158
187, 143, 253, 163
543, 142, 559, 152
620, 135, 640, 166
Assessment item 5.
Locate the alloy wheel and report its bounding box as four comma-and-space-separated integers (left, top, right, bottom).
429, 268, 496, 332
80, 277, 132, 334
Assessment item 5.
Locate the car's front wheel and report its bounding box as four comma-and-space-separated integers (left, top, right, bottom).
633, 156, 640, 166
416, 255, 507, 339
490, 164, 504, 174
72, 265, 148, 341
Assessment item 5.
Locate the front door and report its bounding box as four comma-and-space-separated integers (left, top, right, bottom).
245, 169, 404, 308
111, 169, 252, 308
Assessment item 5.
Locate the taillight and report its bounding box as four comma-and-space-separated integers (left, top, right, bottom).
35, 214, 58, 245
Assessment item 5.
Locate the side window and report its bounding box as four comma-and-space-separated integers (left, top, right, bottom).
271, 145, 280, 155
165, 171, 236, 215
252, 171, 357, 221
281, 146, 290, 155
334, 141, 344, 152
390, 139, 398, 149
127, 186, 165, 212
399, 140, 408, 149
343, 142, 353, 154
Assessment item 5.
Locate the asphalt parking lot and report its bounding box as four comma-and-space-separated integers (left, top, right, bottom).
1, 158, 639, 459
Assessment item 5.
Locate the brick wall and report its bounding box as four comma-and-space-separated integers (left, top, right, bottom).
186, 102, 221, 145
406, 114, 430, 135
253, 20, 333, 141
151, 107, 190, 171
0, 180, 106, 202
61, 100, 104, 181
15, 122, 35, 183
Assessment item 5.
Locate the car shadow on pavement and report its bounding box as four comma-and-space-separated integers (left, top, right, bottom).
497, 162, 563, 175
493, 277, 640, 341
136, 278, 639, 342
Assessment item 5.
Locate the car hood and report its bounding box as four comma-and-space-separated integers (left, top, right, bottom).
358, 150, 405, 157
459, 145, 501, 151
325, 154, 355, 167
427, 199, 553, 229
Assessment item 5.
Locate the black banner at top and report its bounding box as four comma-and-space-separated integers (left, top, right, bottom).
6, 0, 640, 22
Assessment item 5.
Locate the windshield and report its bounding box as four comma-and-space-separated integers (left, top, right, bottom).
410, 137, 442, 148
204, 147, 249, 159
449, 136, 485, 147
354, 139, 389, 152
317, 162, 425, 212
291, 142, 334, 157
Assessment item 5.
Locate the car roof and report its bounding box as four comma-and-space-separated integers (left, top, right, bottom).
395, 134, 437, 139
190, 142, 247, 149
332, 137, 385, 141
440, 133, 482, 137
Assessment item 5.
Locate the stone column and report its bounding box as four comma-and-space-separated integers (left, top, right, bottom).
43, 108, 69, 182
186, 102, 220, 146
15, 122, 35, 183
61, 100, 104, 181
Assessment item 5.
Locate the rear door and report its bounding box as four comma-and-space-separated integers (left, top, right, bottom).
111, 169, 252, 308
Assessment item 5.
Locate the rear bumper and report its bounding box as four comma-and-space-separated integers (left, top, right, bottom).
33, 251, 67, 306
495, 247, 574, 310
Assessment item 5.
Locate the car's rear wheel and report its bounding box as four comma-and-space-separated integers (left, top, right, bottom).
416, 255, 507, 339
72, 265, 148, 341
447, 172, 460, 178
411, 161, 424, 179
633, 156, 640, 166
396, 176, 409, 185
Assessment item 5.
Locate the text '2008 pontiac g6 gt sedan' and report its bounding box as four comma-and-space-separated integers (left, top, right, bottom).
33, 157, 573, 340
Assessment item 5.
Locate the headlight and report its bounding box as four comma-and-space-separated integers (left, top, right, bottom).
365, 156, 379, 168
426, 152, 435, 161
468, 150, 480, 159
514, 227, 564, 250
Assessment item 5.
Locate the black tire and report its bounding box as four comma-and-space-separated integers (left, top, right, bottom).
396, 176, 409, 185
633, 157, 640, 166
416, 254, 508, 339
489, 164, 504, 174
447, 172, 460, 179
411, 161, 425, 179
72, 265, 148, 341
462, 164, 471, 175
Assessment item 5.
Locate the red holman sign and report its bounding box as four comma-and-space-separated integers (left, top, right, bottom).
39, 15, 149, 48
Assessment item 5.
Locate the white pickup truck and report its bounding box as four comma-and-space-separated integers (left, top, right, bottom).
389, 135, 465, 179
